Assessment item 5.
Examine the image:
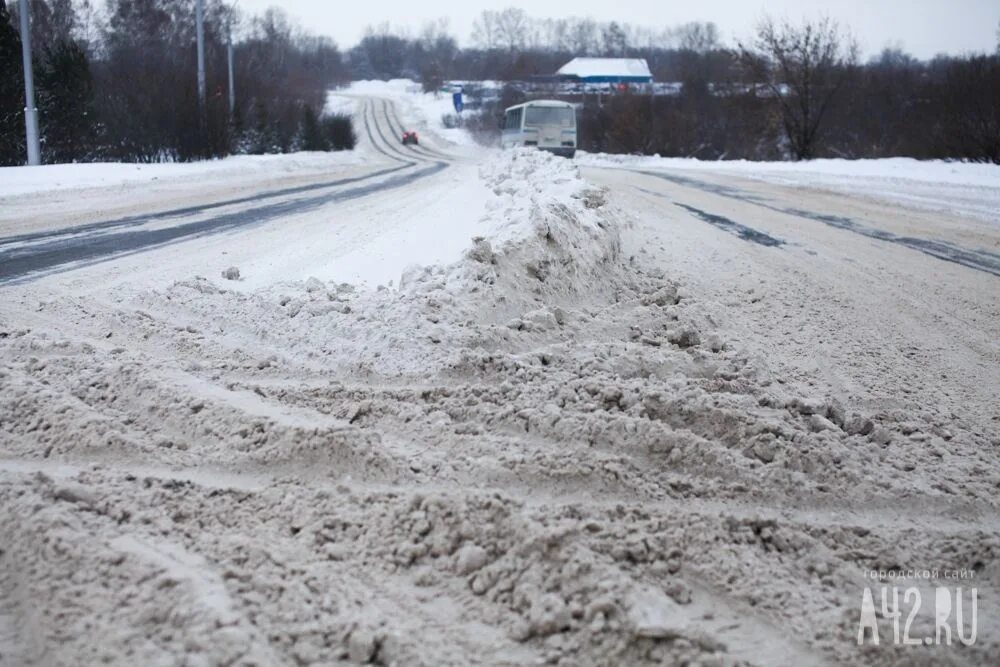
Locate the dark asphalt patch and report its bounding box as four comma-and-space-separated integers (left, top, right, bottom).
637, 170, 771, 205
635, 185, 784, 247
781, 207, 1000, 277
674, 202, 785, 247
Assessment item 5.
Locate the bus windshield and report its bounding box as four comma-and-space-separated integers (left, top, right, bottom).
524, 106, 575, 127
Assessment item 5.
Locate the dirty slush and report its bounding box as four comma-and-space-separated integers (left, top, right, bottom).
1, 152, 997, 665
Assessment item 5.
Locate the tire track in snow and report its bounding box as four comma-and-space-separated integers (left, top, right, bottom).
0, 161, 447, 285
361, 98, 425, 165
633, 169, 1000, 277
378, 98, 453, 162
360, 97, 448, 174
0, 163, 413, 251
0, 97, 426, 252
358, 98, 410, 164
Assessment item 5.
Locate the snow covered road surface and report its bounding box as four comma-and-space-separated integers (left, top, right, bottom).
2, 100, 999, 666
578, 153, 1000, 225
625, 168, 1000, 277
0, 99, 452, 285
0, 162, 448, 284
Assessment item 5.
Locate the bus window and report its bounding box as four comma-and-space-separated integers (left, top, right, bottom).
524, 106, 574, 127
504, 108, 521, 130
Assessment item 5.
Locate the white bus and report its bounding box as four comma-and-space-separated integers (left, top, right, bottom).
501, 100, 577, 158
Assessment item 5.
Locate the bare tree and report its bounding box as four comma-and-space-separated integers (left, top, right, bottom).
569, 18, 598, 55
417, 19, 456, 92
472, 8, 532, 53
739, 16, 858, 160
672, 22, 720, 53
601, 21, 626, 56
494, 7, 530, 52
470, 10, 498, 50
546, 19, 570, 52
937, 55, 1000, 164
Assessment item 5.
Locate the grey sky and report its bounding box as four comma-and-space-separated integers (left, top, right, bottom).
236, 0, 999, 59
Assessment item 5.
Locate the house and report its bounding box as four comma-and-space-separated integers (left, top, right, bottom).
555, 58, 653, 85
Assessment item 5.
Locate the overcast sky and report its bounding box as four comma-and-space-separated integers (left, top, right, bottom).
236, 0, 999, 59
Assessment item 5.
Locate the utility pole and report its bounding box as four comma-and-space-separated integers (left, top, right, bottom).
227, 19, 235, 119
225, 1, 239, 121
18, 0, 41, 165
196, 0, 206, 119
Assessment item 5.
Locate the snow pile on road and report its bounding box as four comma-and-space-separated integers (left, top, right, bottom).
577, 152, 1000, 223
455, 148, 621, 300
97, 149, 623, 378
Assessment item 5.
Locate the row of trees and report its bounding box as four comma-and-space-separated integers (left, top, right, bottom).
584, 18, 999, 163
348, 14, 732, 85
349, 11, 999, 162
470, 9, 722, 56
3, 3, 998, 164
447, 12, 999, 163
0, 0, 353, 165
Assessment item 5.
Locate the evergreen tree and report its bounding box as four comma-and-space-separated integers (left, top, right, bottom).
247, 100, 279, 154
322, 114, 356, 151
299, 105, 328, 151
37, 39, 97, 162
0, 0, 26, 165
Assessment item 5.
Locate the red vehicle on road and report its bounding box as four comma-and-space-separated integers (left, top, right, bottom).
401, 130, 419, 146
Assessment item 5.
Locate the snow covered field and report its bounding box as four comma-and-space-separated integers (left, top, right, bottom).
1, 83, 999, 666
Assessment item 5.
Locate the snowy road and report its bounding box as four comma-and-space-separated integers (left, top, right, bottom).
619, 167, 1000, 276
589, 163, 999, 474
1, 94, 998, 666
0, 99, 451, 284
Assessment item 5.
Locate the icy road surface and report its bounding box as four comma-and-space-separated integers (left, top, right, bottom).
1, 91, 998, 666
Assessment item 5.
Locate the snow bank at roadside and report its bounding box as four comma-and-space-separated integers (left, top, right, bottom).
578, 152, 1000, 188
578, 152, 1000, 223
0, 151, 364, 199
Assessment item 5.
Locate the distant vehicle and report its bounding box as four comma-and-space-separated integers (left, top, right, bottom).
501, 100, 576, 158
401, 130, 419, 145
